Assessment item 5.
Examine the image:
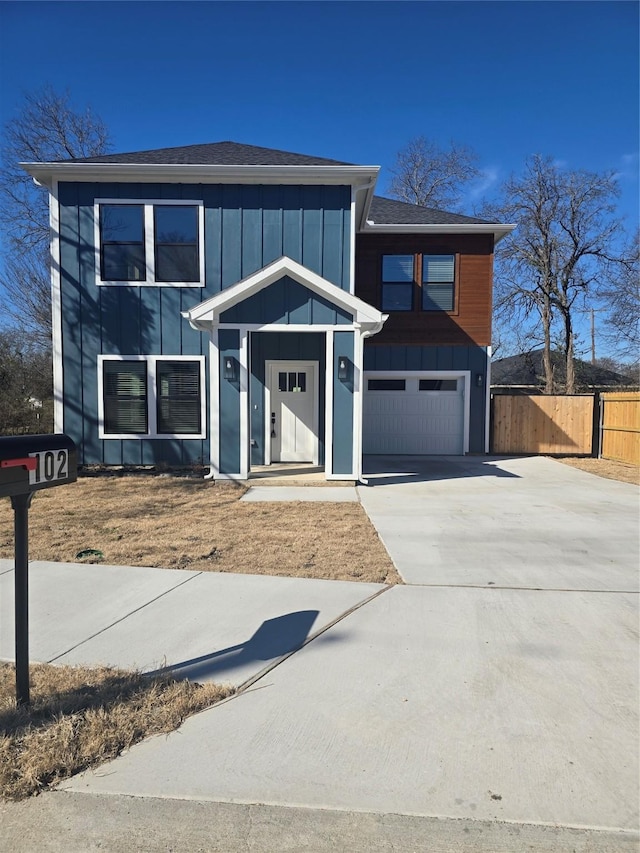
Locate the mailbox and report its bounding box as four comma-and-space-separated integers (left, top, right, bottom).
0, 434, 77, 498
1, 434, 77, 707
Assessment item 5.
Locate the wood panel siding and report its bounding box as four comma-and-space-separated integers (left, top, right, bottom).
492, 395, 594, 455
600, 392, 640, 465
355, 233, 494, 346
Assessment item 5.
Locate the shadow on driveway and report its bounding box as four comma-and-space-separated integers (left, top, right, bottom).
147, 610, 320, 682
362, 455, 523, 486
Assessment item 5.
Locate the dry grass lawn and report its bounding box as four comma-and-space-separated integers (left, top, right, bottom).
0, 476, 400, 585
554, 456, 640, 485
0, 662, 232, 801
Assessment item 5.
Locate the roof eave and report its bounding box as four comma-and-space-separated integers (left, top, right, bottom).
360, 222, 516, 243
20, 161, 380, 190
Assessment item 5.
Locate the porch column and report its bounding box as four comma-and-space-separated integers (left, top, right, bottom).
331, 330, 355, 477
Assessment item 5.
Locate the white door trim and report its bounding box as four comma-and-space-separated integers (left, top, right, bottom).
264, 360, 319, 466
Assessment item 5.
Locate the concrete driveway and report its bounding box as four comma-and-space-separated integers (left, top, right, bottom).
1, 456, 638, 851
360, 454, 639, 590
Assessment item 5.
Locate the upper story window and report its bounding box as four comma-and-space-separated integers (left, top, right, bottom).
95, 200, 205, 286
381, 253, 456, 313
422, 255, 455, 311
381, 254, 414, 311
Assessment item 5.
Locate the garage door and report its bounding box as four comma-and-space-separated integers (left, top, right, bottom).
363, 374, 466, 455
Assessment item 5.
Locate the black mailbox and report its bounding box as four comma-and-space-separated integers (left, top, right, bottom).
0, 434, 77, 498
1, 434, 77, 707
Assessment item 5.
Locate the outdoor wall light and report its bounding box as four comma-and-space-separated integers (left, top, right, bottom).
475, 372, 484, 388
338, 356, 352, 383
223, 356, 238, 382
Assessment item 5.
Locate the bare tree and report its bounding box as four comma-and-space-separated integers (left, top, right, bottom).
0, 86, 111, 347
598, 232, 640, 359
485, 155, 625, 394
388, 136, 480, 211
0, 331, 53, 434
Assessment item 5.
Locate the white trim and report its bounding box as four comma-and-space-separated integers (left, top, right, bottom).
183, 255, 387, 335
216, 323, 357, 333
362, 222, 517, 244
239, 330, 250, 479
264, 369, 272, 467
94, 199, 205, 287
23, 162, 379, 187
97, 354, 206, 440
485, 346, 492, 454
352, 331, 364, 483
209, 332, 220, 477
50, 179, 64, 433
363, 370, 471, 455
325, 331, 334, 477
349, 187, 356, 295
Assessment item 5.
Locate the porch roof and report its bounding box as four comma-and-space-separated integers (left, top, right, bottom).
182, 256, 387, 336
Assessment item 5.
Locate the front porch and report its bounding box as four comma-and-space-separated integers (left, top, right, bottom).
183, 256, 387, 482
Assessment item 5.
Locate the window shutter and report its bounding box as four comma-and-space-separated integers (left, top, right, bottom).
422, 255, 455, 283
103, 361, 148, 434
156, 361, 201, 434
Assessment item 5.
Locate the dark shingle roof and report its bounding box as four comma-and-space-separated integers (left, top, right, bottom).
492, 350, 636, 388
369, 196, 492, 226
60, 141, 353, 167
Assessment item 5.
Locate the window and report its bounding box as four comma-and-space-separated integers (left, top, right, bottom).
100, 205, 146, 282
103, 360, 148, 434
419, 379, 458, 391
95, 200, 204, 286
278, 372, 307, 393
379, 253, 457, 312
381, 255, 413, 311
368, 378, 406, 391
422, 254, 455, 311
99, 356, 205, 438
156, 361, 202, 434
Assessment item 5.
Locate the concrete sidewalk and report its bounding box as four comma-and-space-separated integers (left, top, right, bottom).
1, 456, 638, 851
0, 560, 384, 687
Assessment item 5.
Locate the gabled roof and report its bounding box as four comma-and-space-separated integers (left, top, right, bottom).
182, 256, 387, 337
55, 141, 353, 167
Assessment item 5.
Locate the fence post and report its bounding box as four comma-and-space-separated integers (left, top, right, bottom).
591, 392, 601, 458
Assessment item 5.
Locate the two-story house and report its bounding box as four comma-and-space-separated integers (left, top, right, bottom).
23, 142, 514, 481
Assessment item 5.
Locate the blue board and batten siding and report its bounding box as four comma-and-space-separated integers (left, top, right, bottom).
333, 332, 355, 474
220, 277, 352, 326
57, 182, 352, 465
363, 343, 489, 453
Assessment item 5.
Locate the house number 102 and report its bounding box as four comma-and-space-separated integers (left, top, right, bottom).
28, 449, 69, 485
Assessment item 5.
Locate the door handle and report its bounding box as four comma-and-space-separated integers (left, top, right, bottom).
271, 412, 276, 438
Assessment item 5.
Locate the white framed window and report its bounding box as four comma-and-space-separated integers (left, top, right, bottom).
94, 199, 205, 286
98, 355, 206, 439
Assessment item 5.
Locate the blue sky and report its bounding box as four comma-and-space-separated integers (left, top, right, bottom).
1, 0, 638, 354
1, 1, 637, 221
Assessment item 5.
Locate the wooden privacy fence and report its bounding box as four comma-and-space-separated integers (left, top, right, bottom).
600, 392, 640, 465
492, 395, 595, 455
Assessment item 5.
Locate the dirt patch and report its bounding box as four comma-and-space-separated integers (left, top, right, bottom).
0, 661, 232, 801
553, 456, 639, 485
0, 476, 400, 585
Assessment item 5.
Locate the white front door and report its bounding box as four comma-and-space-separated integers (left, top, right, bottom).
267, 361, 318, 463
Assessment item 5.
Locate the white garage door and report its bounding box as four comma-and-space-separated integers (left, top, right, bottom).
363, 374, 466, 455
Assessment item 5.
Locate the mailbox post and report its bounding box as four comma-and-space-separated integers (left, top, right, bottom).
0, 435, 77, 706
